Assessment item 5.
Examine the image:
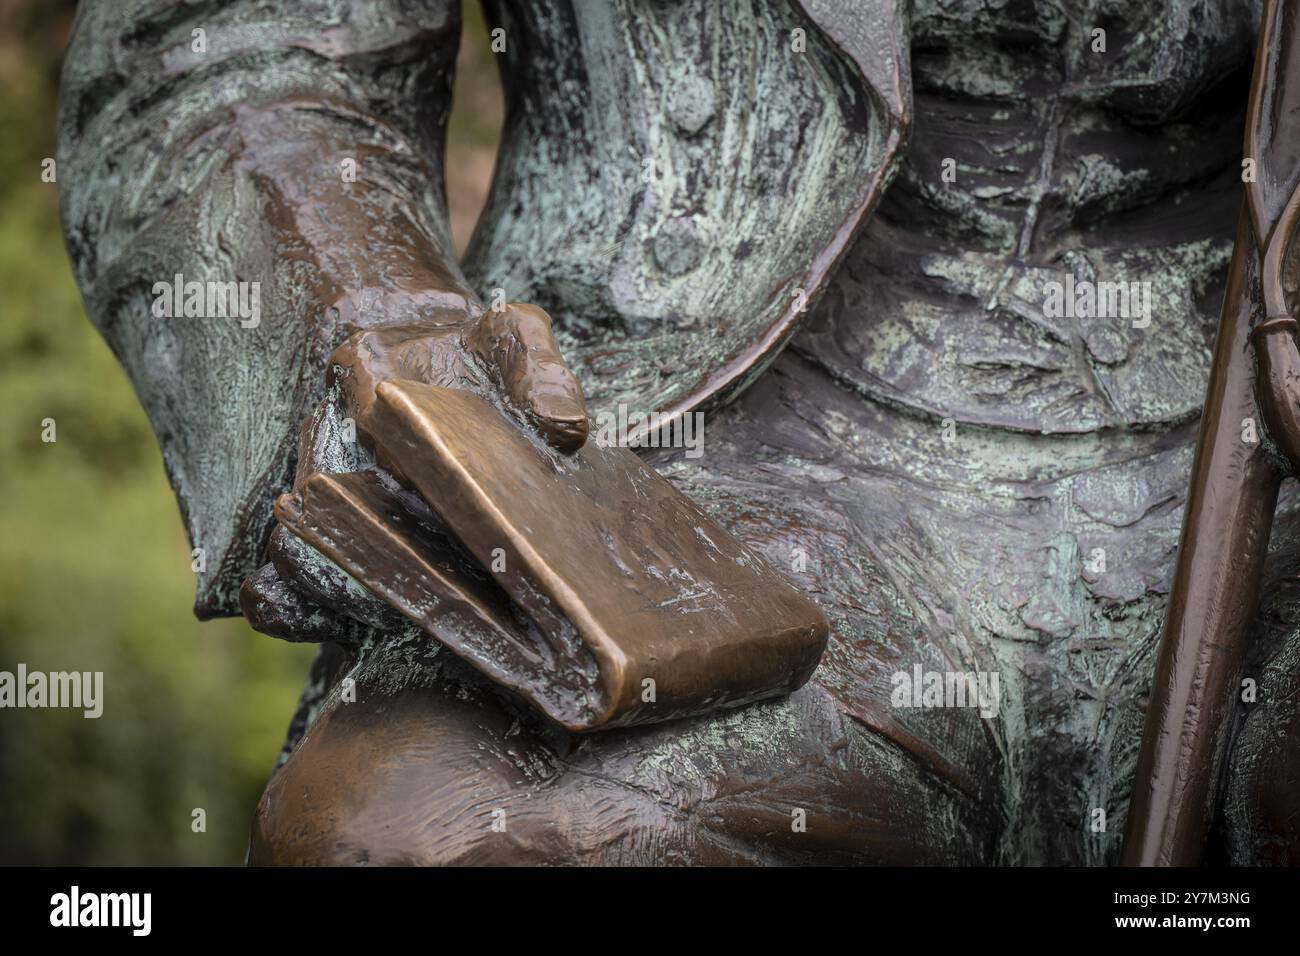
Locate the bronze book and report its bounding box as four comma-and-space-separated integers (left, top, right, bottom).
277, 381, 827, 731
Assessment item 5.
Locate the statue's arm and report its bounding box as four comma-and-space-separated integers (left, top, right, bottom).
462, 0, 914, 428
57, 0, 475, 616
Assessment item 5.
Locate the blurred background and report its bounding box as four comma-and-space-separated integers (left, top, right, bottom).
0, 0, 502, 864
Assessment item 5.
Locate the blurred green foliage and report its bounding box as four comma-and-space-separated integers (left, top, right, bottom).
0, 2, 316, 864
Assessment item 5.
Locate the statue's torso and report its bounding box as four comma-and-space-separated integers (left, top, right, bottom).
259, 0, 1275, 866
660, 0, 1260, 862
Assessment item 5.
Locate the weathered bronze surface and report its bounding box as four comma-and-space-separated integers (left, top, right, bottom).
57, 0, 1300, 866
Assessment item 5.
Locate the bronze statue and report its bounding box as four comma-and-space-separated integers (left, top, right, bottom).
55, 0, 1300, 864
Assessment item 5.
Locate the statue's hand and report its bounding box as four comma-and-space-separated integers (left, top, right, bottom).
332, 304, 589, 455
240, 303, 589, 644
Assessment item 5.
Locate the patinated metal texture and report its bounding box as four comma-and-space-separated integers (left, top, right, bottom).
467, 0, 910, 435
59, 0, 1300, 866
58, 0, 475, 616
251, 0, 1265, 866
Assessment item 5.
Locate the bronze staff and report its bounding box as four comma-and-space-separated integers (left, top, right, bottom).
1123, 0, 1300, 866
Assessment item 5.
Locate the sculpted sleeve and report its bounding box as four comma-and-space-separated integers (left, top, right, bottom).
57, 0, 473, 617
463, 0, 912, 432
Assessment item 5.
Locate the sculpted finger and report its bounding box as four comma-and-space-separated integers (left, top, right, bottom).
468, 303, 589, 452
328, 324, 467, 428
261, 394, 409, 637
240, 562, 368, 644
